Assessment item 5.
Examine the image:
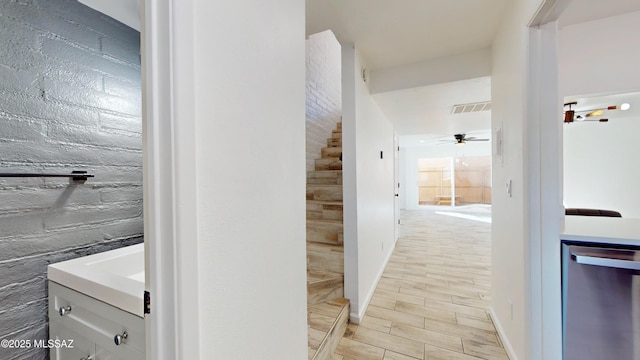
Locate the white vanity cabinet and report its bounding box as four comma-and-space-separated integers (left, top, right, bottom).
48, 281, 144, 360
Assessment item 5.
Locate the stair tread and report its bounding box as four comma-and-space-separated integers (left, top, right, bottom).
307, 184, 342, 188
307, 242, 343, 252
308, 270, 343, 283
307, 200, 343, 206
307, 218, 344, 225
308, 297, 350, 360
309, 297, 349, 312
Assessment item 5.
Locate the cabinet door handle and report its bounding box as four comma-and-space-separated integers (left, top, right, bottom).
58, 306, 72, 316
114, 331, 128, 346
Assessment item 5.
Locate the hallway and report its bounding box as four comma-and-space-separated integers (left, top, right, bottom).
334, 209, 508, 360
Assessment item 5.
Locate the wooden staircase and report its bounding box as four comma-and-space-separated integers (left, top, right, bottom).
307, 122, 348, 360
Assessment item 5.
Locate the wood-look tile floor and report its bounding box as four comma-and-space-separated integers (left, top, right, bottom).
333, 208, 509, 360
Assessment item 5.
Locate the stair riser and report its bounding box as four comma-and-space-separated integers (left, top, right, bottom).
321, 147, 342, 158
307, 209, 343, 222
307, 177, 342, 185
307, 248, 344, 274
307, 186, 342, 202
307, 257, 343, 275
331, 130, 342, 138
307, 223, 343, 245
307, 171, 342, 185
307, 203, 343, 221
327, 138, 342, 147
314, 159, 342, 171
308, 278, 344, 305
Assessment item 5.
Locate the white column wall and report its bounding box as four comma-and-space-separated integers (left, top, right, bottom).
490, 0, 544, 358
162, 0, 309, 358
342, 44, 396, 323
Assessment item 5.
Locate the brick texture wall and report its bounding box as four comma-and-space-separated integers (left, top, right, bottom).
306, 30, 342, 172
0, 1, 142, 358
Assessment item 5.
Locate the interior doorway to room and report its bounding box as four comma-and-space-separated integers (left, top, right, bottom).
417, 155, 492, 207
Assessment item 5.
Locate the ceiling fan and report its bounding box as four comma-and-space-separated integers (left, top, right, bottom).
562, 101, 626, 123
439, 133, 490, 146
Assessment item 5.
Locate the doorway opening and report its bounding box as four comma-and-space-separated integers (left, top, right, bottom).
418, 155, 492, 207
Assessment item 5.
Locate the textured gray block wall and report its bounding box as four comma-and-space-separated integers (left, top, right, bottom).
306, 30, 342, 172
0, 1, 142, 359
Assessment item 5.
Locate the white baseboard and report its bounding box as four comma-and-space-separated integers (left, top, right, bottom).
489, 307, 518, 360
349, 241, 397, 324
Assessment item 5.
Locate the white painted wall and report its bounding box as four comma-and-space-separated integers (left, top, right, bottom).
400, 142, 491, 209
306, 30, 342, 172
559, 11, 640, 97
342, 44, 396, 323
165, 0, 308, 358
490, 0, 544, 358
564, 114, 640, 218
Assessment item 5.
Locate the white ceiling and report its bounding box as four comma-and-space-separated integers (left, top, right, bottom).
306, 0, 509, 70
79, 0, 140, 31
373, 77, 491, 137
306, 1, 503, 143
559, 0, 640, 28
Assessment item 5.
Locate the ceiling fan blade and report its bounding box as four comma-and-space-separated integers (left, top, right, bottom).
581, 105, 618, 117
583, 118, 609, 122
466, 138, 490, 141
585, 109, 604, 117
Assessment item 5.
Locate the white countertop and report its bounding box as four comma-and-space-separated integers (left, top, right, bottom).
562, 216, 640, 246
48, 243, 145, 317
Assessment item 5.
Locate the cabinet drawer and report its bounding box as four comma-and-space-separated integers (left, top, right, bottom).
48, 281, 144, 358
50, 319, 95, 360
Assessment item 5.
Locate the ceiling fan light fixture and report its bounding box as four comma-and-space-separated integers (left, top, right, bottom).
621, 103, 631, 111
564, 110, 575, 123
455, 141, 465, 147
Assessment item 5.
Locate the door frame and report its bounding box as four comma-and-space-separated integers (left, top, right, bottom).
526, 0, 573, 358
142, 0, 200, 358
393, 133, 400, 242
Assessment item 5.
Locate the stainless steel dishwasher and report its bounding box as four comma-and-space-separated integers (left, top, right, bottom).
562, 242, 640, 360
